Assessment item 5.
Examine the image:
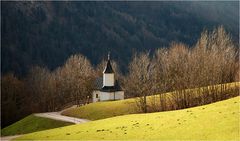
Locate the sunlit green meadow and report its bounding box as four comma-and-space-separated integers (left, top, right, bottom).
62, 82, 240, 120
1, 115, 73, 136
16, 96, 239, 140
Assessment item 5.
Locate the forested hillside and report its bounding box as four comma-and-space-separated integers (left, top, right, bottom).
2, 26, 239, 128
1, 1, 239, 76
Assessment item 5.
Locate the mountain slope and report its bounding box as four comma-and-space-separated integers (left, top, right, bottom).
16, 96, 240, 140
1, 1, 239, 75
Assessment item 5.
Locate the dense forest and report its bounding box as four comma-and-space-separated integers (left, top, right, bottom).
1, 1, 239, 76
2, 27, 239, 128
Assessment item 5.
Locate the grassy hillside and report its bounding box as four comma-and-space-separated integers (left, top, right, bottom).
1, 115, 73, 136
62, 82, 239, 120
62, 98, 137, 120
16, 96, 240, 140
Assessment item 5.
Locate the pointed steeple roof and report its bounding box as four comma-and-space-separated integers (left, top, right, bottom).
103, 52, 114, 73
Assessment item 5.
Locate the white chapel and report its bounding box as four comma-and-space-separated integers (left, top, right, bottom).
92, 54, 124, 102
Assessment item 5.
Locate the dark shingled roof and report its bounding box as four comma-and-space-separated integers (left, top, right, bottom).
103, 59, 114, 73
94, 77, 103, 90
100, 80, 122, 92
94, 77, 122, 92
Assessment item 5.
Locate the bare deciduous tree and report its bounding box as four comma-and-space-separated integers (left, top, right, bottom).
126, 26, 239, 112
124, 52, 154, 113
61, 54, 95, 106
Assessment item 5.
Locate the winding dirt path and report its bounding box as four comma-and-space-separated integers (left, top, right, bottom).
0, 135, 22, 141
1, 105, 89, 141
34, 112, 90, 124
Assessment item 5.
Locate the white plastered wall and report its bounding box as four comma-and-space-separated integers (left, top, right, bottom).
99, 91, 113, 101
92, 90, 100, 102
99, 91, 124, 101
103, 73, 114, 86
114, 91, 124, 100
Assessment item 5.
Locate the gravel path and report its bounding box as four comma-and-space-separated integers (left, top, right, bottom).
0, 135, 22, 141
34, 112, 90, 124
0, 105, 89, 141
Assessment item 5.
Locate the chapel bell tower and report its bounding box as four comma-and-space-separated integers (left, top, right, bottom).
103, 53, 115, 87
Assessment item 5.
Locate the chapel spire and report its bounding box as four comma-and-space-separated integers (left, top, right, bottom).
103, 52, 114, 73
108, 52, 110, 60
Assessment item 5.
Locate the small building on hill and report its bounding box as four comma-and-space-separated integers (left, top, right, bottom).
92, 54, 124, 102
